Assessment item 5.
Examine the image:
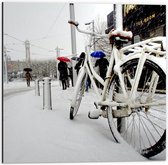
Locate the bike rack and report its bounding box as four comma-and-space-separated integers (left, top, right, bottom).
121, 36, 166, 57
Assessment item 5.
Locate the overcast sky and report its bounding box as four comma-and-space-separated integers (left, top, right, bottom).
3, 2, 114, 61
3, 0, 166, 61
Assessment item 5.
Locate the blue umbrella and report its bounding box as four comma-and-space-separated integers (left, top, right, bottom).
90, 51, 106, 58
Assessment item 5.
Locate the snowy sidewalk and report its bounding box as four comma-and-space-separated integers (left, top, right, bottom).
3, 80, 165, 163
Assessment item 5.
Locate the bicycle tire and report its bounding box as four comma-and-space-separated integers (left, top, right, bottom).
70, 74, 86, 120
107, 58, 166, 158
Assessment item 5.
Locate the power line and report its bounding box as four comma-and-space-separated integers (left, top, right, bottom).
4, 33, 25, 43
15, 4, 66, 43
30, 43, 51, 51
4, 33, 53, 52
7, 47, 25, 53
4, 42, 24, 46
6, 47, 54, 57
43, 3, 66, 38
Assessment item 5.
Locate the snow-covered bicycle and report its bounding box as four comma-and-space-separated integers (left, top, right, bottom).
68, 20, 166, 158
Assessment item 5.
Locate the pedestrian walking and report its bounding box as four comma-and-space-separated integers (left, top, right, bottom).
75, 52, 85, 75
58, 61, 68, 90
25, 71, 32, 87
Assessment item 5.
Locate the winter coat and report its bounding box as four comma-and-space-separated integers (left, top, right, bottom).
75, 58, 85, 74
74, 52, 86, 75
25, 72, 32, 80
95, 57, 109, 80
58, 61, 68, 81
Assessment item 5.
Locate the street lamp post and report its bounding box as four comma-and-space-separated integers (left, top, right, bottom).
85, 20, 95, 51
69, 3, 77, 86
114, 4, 123, 30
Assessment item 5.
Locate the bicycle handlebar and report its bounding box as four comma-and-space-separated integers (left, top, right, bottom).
68, 20, 79, 27
68, 20, 107, 38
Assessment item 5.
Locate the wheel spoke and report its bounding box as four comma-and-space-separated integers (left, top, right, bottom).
107, 59, 166, 157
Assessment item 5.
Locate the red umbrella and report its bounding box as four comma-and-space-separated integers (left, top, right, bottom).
57, 56, 71, 62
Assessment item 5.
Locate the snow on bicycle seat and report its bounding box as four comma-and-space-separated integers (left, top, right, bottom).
109, 29, 133, 43
121, 36, 166, 56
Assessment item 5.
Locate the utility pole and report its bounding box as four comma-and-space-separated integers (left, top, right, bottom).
25, 40, 31, 67
114, 4, 123, 30
115, 4, 126, 134
3, 46, 9, 83
69, 3, 77, 86
69, 3, 77, 55
55, 46, 63, 80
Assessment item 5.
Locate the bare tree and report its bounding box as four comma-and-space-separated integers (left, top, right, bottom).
85, 17, 112, 55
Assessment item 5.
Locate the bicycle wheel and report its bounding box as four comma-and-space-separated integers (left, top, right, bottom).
107, 58, 166, 158
70, 73, 86, 120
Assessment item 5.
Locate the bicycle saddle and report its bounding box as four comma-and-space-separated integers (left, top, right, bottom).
109, 29, 133, 44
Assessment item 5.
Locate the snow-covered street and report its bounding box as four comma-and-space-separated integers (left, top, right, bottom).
3, 80, 166, 163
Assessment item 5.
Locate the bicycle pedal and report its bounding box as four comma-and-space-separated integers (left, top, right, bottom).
88, 110, 101, 119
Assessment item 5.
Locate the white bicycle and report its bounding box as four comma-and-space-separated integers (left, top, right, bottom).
68, 20, 166, 158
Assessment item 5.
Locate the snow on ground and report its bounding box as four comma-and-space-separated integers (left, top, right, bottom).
3, 79, 35, 97
3, 80, 166, 163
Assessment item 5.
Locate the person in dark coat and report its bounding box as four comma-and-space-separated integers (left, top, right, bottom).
58, 61, 68, 90
75, 52, 86, 75
25, 71, 32, 87
95, 56, 109, 88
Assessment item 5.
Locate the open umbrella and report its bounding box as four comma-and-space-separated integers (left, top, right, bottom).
57, 56, 71, 62
90, 51, 106, 58
24, 68, 32, 72
71, 56, 79, 61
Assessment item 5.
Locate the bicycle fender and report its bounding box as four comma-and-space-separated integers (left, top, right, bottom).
119, 53, 166, 74
147, 55, 166, 74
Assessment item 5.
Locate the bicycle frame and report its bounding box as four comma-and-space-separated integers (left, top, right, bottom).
69, 20, 166, 158
72, 22, 166, 117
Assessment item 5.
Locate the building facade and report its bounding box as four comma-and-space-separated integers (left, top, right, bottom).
106, 5, 166, 43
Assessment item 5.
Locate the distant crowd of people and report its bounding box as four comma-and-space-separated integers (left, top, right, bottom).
24, 51, 109, 90
58, 60, 73, 90
58, 51, 109, 91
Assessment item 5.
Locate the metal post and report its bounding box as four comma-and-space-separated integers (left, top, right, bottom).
69, 3, 77, 55
115, 4, 123, 30
35, 79, 40, 96
3, 46, 8, 84
69, 3, 77, 86
114, 4, 125, 133
43, 77, 52, 110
